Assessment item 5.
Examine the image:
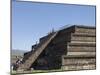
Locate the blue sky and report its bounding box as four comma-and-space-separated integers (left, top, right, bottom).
12, 1, 96, 51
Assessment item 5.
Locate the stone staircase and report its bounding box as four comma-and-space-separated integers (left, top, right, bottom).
18, 31, 59, 70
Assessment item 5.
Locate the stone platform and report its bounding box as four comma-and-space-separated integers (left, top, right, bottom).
17, 25, 96, 71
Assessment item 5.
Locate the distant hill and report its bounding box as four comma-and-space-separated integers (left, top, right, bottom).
12, 49, 28, 63
12, 49, 27, 57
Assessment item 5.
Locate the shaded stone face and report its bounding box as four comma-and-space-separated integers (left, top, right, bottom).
37, 58, 48, 65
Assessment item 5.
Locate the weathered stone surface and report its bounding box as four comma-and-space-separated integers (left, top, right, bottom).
71, 36, 95, 42
75, 26, 95, 34
62, 64, 96, 70
68, 46, 95, 52
62, 57, 95, 65
62, 56, 96, 70
67, 52, 96, 56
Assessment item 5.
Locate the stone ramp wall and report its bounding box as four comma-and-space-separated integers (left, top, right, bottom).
18, 32, 59, 70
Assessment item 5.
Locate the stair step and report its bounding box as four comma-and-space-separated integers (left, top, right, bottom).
62, 54, 96, 70
71, 33, 96, 42
62, 54, 95, 58
62, 58, 95, 65
62, 55, 96, 69
67, 46, 96, 52
67, 52, 96, 56
72, 33, 96, 36
62, 64, 96, 70
75, 26, 95, 34
68, 42, 96, 46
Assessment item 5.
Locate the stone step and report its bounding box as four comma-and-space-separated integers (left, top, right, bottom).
68, 42, 96, 46
62, 54, 96, 58
62, 55, 96, 70
71, 32, 96, 37
67, 46, 96, 52
67, 52, 96, 56
72, 33, 96, 37
75, 26, 95, 34
71, 33, 96, 42
67, 42, 96, 55
62, 64, 96, 71
62, 55, 96, 69
62, 57, 95, 65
